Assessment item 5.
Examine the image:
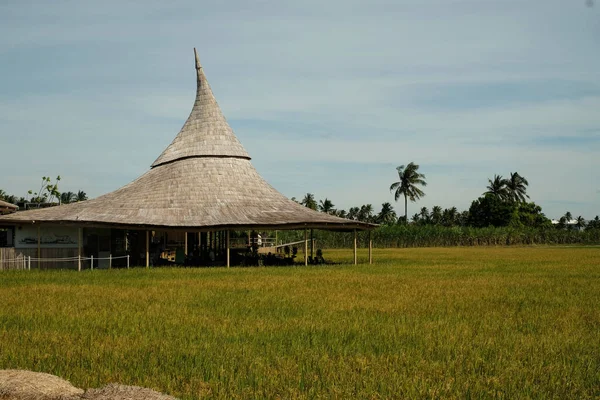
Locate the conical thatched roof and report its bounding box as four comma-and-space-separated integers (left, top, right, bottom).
0, 50, 374, 231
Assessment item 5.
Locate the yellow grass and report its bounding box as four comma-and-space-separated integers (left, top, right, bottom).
0, 247, 599, 399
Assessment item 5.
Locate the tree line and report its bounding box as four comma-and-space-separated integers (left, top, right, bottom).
293, 162, 599, 233
0, 176, 88, 207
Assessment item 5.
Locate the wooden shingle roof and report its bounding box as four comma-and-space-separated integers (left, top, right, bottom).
0, 50, 374, 231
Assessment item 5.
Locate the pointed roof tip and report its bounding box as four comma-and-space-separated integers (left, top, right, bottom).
150, 49, 251, 168
194, 48, 201, 70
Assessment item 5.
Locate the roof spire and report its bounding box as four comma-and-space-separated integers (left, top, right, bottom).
151, 49, 250, 168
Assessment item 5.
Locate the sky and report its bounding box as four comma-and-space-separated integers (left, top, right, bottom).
0, 0, 598, 220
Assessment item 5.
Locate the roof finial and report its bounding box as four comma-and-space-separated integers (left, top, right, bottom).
194, 48, 201, 70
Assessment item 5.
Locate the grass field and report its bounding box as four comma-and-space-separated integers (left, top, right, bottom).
1, 247, 599, 399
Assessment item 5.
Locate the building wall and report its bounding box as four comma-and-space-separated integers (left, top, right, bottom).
15, 225, 78, 249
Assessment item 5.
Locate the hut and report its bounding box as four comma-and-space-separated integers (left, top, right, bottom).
0, 49, 375, 268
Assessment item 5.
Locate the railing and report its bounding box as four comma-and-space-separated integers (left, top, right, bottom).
0, 254, 131, 271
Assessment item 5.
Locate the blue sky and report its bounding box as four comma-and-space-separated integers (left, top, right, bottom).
0, 0, 598, 220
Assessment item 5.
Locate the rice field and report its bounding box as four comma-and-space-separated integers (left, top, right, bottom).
0, 247, 599, 399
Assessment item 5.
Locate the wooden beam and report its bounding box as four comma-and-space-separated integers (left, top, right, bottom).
353, 229, 357, 265
184, 231, 188, 255
310, 229, 314, 260
369, 230, 373, 265
304, 229, 308, 266
78, 227, 82, 272
145, 230, 150, 268
37, 225, 41, 270
226, 230, 230, 268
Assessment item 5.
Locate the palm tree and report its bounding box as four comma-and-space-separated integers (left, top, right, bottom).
377, 202, 397, 225
76, 190, 88, 202
60, 191, 77, 204
419, 207, 430, 225
389, 162, 427, 221
319, 198, 335, 214
505, 172, 529, 203
442, 207, 458, 227
347, 207, 360, 220
0, 189, 6, 200
430, 206, 442, 225
575, 216, 586, 230
301, 193, 317, 210
357, 204, 374, 222
564, 211, 572, 222
336, 209, 347, 219
484, 175, 508, 200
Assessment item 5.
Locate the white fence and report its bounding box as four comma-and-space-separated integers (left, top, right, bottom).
0, 252, 131, 271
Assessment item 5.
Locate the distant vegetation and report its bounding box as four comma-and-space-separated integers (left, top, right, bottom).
287, 164, 599, 247
0, 175, 87, 208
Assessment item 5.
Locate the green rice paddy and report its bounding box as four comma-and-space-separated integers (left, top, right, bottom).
1, 247, 599, 399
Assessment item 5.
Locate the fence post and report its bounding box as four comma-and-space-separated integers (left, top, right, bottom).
91, 255, 94, 270
28, 256, 31, 271
109, 254, 112, 269
127, 255, 130, 269
78, 255, 81, 272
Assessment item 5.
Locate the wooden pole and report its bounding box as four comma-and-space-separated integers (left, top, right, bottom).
78, 227, 82, 272
310, 229, 314, 260
184, 231, 188, 255
145, 230, 150, 268
37, 225, 41, 269
226, 230, 230, 268
304, 229, 308, 266
369, 230, 373, 265
353, 229, 357, 265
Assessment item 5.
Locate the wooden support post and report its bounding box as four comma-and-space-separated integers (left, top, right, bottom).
109, 254, 112, 269
91, 255, 94, 270
127, 255, 130, 269
226, 230, 230, 268
304, 229, 308, 266
369, 230, 373, 265
184, 231, 188, 255
37, 224, 41, 269
310, 229, 314, 260
78, 227, 82, 272
145, 230, 150, 268
353, 229, 358, 265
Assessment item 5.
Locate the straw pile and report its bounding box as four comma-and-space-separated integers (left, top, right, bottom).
0, 370, 83, 400
0, 370, 178, 400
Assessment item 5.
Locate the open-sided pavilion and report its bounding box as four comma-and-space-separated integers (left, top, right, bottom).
0, 49, 375, 269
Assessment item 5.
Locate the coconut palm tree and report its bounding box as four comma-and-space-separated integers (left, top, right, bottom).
60, 191, 77, 204
347, 207, 360, 220
389, 162, 427, 221
319, 198, 335, 214
377, 202, 397, 225
442, 207, 458, 227
484, 175, 509, 200
301, 193, 317, 210
76, 190, 88, 202
575, 216, 586, 230
430, 206, 443, 225
358, 204, 374, 222
505, 172, 529, 203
